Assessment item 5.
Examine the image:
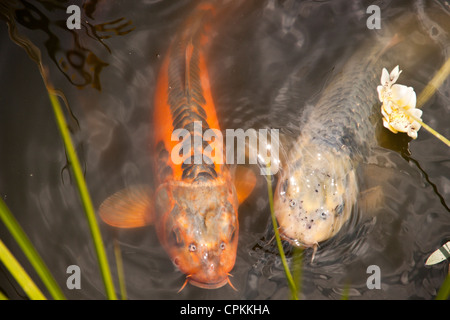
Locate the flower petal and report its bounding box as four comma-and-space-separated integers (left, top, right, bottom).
383, 118, 398, 133
381, 68, 390, 86
405, 90, 416, 110
410, 119, 422, 131
381, 106, 389, 119
389, 65, 402, 84
391, 84, 414, 107
410, 108, 423, 119
377, 85, 385, 102
390, 112, 410, 132
407, 128, 418, 139
390, 84, 409, 99
398, 89, 417, 111
384, 100, 395, 114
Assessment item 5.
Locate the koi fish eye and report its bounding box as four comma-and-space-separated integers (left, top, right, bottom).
189, 243, 197, 252
220, 242, 226, 250
335, 204, 344, 215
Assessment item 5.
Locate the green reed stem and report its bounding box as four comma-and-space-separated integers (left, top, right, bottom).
0, 290, 8, 300
413, 55, 450, 147
436, 272, 450, 300
0, 238, 46, 300
417, 56, 450, 108
292, 247, 303, 298
340, 282, 350, 300
113, 238, 127, 300
47, 92, 117, 300
265, 168, 298, 300
0, 198, 65, 300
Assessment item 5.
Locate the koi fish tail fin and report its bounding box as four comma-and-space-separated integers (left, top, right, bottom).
99, 185, 154, 228
178, 1, 217, 48
183, 0, 245, 47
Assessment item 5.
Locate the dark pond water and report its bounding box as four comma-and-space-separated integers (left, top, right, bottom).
0, 0, 449, 299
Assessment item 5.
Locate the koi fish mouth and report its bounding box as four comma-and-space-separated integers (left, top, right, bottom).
278, 227, 319, 261
277, 225, 317, 247
178, 274, 236, 292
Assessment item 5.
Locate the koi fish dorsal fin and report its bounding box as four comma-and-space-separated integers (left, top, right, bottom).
233, 166, 257, 205
99, 185, 154, 228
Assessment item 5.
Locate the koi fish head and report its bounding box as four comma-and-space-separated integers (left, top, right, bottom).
155, 181, 239, 289
274, 145, 358, 248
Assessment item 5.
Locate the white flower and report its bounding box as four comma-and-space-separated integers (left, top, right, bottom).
378, 66, 422, 139
390, 84, 416, 110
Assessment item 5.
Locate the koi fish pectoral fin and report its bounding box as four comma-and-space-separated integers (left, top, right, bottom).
233, 166, 257, 205
358, 185, 385, 218
99, 185, 154, 228
357, 163, 394, 218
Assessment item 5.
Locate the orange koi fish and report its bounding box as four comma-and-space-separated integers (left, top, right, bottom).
99, 2, 255, 290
